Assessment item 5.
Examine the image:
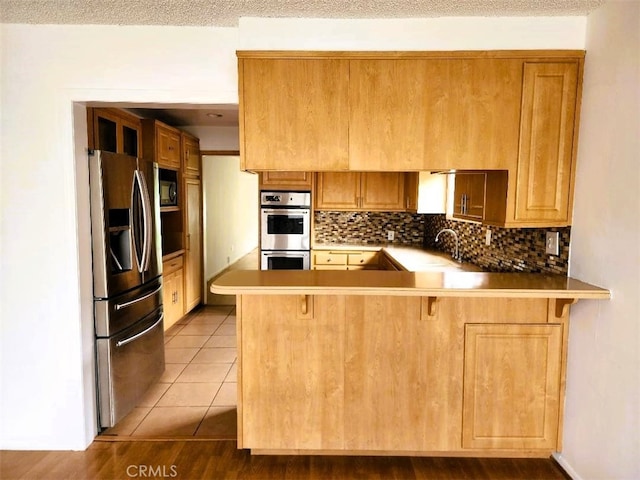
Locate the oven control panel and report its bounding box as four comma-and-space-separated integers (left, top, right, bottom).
260, 191, 311, 208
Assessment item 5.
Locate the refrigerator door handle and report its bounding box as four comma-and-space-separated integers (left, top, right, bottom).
130, 172, 144, 273
116, 314, 164, 348
114, 284, 163, 311
131, 169, 152, 273
136, 169, 153, 272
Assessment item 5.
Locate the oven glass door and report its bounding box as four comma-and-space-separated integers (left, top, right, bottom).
261, 208, 310, 250
261, 251, 310, 270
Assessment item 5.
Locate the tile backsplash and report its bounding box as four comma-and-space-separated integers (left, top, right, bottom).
314, 211, 425, 245
314, 212, 570, 275
423, 215, 570, 275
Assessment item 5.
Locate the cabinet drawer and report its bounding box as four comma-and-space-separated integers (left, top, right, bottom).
313, 251, 348, 266
163, 255, 184, 275
347, 251, 379, 266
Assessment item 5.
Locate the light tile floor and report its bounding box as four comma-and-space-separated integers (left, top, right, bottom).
101, 305, 238, 439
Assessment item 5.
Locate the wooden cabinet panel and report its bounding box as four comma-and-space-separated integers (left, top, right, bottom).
89, 107, 141, 157
313, 251, 348, 268
142, 119, 182, 170
463, 323, 562, 450
349, 59, 522, 171
360, 172, 405, 210
259, 171, 312, 190
156, 124, 181, 170
316, 172, 407, 211
315, 172, 360, 210
184, 178, 202, 313
236, 294, 566, 455
404, 172, 419, 212
182, 133, 201, 177
514, 62, 579, 223
240, 58, 350, 171
241, 295, 345, 450
346, 251, 378, 267
453, 173, 486, 221
162, 255, 185, 331
312, 251, 379, 270
345, 296, 431, 450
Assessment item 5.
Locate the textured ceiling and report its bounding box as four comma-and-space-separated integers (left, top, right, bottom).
1, 0, 606, 27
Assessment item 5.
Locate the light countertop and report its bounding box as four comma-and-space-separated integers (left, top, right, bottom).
210, 269, 610, 299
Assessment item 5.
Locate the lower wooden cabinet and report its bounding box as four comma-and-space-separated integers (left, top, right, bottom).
312, 250, 379, 270
162, 255, 184, 331
344, 296, 432, 451
462, 323, 563, 450
238, 295, 568, 455
241, 295, 346, 450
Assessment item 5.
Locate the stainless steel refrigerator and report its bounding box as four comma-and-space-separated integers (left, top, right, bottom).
88, 150, 165, 429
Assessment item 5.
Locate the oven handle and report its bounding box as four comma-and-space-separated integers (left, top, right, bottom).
261, 208, 310, 215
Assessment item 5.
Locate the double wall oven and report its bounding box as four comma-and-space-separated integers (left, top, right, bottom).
260, 191, 311, 270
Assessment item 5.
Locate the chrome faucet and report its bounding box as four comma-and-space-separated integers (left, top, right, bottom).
435, 228, 461, 262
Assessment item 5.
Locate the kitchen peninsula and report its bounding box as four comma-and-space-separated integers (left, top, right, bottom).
211, 268, 609, 458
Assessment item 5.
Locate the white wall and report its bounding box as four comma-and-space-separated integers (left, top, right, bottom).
558, 2, 640, 479
202, 155, 258, 283
238, 16, 586, 50
0, 24, 238, 450
0, 17, 591, 451
182, 125, 240, 151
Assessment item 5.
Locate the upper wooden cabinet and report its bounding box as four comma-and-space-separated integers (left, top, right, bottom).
453, 172, 487, 221
513, 62, 579, 224
259, 171, 313, 190
484, 62, 581, 227
239, 56, 350, 171
88, 107, 142, 157
348, 58, 523, 171
142, 119, 182, 170
239, 51, 584, 226
182, 132, 201, 177
404, 173, 419, 212
316, 172, 407, 211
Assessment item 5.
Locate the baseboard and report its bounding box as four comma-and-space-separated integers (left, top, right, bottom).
552, 452, 583, 480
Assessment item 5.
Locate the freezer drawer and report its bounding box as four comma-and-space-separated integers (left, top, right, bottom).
96, 307, 165, 429
94, 277, 163, 337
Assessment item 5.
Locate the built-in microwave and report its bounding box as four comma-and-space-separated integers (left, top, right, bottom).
159, 180, 178, 206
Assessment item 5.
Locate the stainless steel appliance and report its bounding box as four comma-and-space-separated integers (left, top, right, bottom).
261, 250, 310, 270
89, 150, 165, 429
260, 191, 311, 270
159, 179, 178, 206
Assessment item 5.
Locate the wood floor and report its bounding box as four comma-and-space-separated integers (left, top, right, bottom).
1, 440, 571, 480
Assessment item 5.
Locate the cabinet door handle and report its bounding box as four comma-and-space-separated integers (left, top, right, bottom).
187, 233, 191, 251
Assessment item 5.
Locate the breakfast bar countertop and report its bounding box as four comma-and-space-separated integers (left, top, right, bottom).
210, 269, 610, 300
